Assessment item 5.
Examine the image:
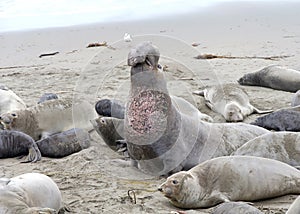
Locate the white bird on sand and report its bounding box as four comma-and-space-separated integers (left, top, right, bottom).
124, 33, 132, 42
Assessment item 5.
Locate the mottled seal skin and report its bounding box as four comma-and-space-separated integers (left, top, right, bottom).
287, 196, 300, 214
0, 173, 62, 213
292, 90, 300, 107
0, 130, 41, 162
0, 99, 97, 140
95, 99, 125, 119
36, 128, 91, 158
90, 117, 124, 151
38, 93, 58, 104
158, 156, 300, 209
251, 109, 300, 131
125, 42, 269, 175
212, 202, 263, 214
0, 85, 26, 115
193, 83, 272, 122
238, 65, 300, 92
232, 132, 300, 167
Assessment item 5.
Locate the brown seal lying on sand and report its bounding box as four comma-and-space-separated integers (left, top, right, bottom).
193, 83, 272, 122
0, 172, 62, 213
158, 156, 300, 208
238, 65, 300, 92
124, 42, 269, 175
0, 130, 41, 162
95, 99, 125, 119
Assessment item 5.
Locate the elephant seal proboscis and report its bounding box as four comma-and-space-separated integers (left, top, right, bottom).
232, 132, 300, 168
158, 156, 300, 208
124, 42, 269, 175
287, 196, 300, 214
0, 130, 41, 162
238, 65, 300, 92
95, 99, 125, 119
90, 117, 125, 152
0, 172, 62, 213
0, 85, 26, 115
36, 128, 91, 158
212, 202, 263, 214
251, 108, 300, 131
292, 90, 300, 107
0, 99, 97, 140
193, 83, 272, 122
38, 93, 58, 104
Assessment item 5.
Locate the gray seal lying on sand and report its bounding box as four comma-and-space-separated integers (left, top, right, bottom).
212, 202, 263, 214
232, 132, 300, 168
36, 128, 91, 158
0, 130, 41, 162
287, 196, 300, 214
292, 90, 300, 107
38, 93, 58, 104
193, 83, 272, 122
238, 65, 300, 92
124, 42, 269, 175
0, 172, 62, 213
158, 156, 300, 208
95, 99, 125, 119
90, 117, 125, 152
251, 108, 300, 131
0, 99, 97, 140
0, 85, 26, 115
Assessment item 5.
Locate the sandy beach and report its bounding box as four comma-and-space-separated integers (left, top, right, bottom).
0, 1, 300, 213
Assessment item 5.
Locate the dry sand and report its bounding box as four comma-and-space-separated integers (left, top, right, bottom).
0, 1, 300, 213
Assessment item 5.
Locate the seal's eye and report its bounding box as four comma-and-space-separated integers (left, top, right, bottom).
100, 118, 106, 124
157, 64, 162, 69
172, 180, 178, 185
11, 113, 17, 117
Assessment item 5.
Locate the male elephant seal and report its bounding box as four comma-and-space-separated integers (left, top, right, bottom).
212, 202, 263, 214
292, 90, 300, 107
232, 132, 300, 168
238, 65, 300, 92
193, 83, 272, 122
95, 99, 125, 119
90, 117, 125, 152
38, 93, 58, 104
0, 172, 62, 213
0, 130, 41, 162
0, 99, 97, 140
251, 108, 300, 131
36, 128, 91, 158
0, 85, 26, 115
124, 42, 269, 175
158, 156, 300, 208
287, 196, 300, 214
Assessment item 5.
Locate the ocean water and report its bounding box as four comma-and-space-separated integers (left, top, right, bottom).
0, 0, 296, 32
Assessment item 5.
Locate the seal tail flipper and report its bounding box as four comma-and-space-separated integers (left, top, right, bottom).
193, 90, 205, 96
252, 106, 273, 114
21, 145, 42, 163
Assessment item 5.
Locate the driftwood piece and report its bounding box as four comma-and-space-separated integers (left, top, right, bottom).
194, 54, 293, 60
86, 42, 107, 48
39, 52, 59, 58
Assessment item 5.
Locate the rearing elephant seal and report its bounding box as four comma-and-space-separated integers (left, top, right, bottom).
0, 172, 62, 213
238, 65, 300, 92
124, 42, 269, 175
158, 156, 300, 208
193, 83, 272, 122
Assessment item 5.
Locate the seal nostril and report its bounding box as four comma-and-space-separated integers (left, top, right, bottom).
158, 187, 163, 192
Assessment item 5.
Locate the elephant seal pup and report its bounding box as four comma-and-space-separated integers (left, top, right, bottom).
251, 108, 300, 131
193, 83, 272, 122
0, 85, 26, 115
0, 98, 97, 140
125, 42, 269, 175
95, 99, 125, 119
0, 172, 62, 213
238, 65, 300, 92
292, 90, 300, 107
90, 117, 125, 152
158, 156, 300, 208
0, 130, 41, 162
212, 202, 263, 214
37, 93, 58, 104
232, 132, 300, 167
36, 128, 91, 158
287, 196, 300, 214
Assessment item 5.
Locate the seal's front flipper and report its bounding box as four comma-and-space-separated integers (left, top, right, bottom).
252, 106, 273, 114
